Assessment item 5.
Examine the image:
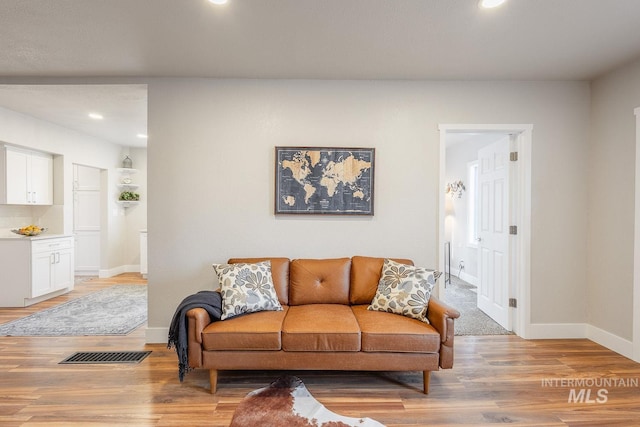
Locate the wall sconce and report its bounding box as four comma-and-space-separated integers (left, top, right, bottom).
446, 180, 465, 198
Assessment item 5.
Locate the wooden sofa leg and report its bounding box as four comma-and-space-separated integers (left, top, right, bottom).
210, 369, 218, 394
423, 371, 430, 394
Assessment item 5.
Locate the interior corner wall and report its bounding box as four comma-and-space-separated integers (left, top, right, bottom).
588, 57, 640, 341
146, 78, 590, 339
121, 147, 147, 268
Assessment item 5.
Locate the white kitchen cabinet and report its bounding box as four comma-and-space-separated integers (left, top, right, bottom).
0, 236, 74, 307
0, 145, 53, 205
31, 238, 74, 298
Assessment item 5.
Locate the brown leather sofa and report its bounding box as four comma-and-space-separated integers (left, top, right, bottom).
186, 256, 460, 394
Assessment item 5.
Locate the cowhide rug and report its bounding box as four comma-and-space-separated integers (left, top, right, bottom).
229, 375, 385, 427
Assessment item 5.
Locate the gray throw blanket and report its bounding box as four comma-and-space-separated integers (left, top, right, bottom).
168, 290, 222, 382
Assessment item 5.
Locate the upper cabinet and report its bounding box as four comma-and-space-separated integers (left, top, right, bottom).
0, 145, 53, 205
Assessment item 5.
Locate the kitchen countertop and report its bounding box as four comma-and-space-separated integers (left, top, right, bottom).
0, 233, 73, 241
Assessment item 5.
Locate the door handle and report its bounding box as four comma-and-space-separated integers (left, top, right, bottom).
476, 237, 482, 242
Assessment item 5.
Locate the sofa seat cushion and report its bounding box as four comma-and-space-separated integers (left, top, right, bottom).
202, 307, 289, 351
282, 304, 361, 352
351, 305, 440, 353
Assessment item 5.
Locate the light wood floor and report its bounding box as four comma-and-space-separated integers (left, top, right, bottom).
1, 274, 639, 426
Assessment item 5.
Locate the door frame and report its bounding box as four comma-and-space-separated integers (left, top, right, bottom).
633, 107, 640, 362
438, 124, 533, 338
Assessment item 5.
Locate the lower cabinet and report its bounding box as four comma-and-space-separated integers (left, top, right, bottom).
31, 238, 74, 298
0, 236, 74, 307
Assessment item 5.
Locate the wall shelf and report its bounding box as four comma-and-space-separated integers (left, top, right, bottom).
116, 167, 140, 210
117, 183, 140, 190
117, 200, 139, 208
116, 168, 138, 175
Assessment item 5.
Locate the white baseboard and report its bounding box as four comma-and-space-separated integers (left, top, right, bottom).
75, 269, 99, 276
586, 324, 634, 360
98, 264, 141, 278
525, 323, 634, 360
146, 327, 169, 344
449, 269, 478, 286
526, 323, 587, 339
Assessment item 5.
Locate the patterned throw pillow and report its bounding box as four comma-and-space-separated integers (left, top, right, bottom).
213, 261, 283, 320
368, 259, 439, 323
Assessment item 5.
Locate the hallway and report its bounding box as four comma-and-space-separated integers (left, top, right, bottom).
443, 275, 512, 336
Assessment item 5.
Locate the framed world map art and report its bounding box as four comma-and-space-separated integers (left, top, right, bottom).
275, 147, 375, 215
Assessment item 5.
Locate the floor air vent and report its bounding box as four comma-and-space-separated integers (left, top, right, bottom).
60, 351, 151, 364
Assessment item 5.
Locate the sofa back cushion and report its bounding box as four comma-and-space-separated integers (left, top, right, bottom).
350, 256, 414, 305
289, 258, 351, 305
228, 257, 290, 305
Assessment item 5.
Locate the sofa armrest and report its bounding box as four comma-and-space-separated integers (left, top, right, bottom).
186, 308, 212, 368
186, 308, 212, 344
427, 296, 460, 343
427, 296, 460, 369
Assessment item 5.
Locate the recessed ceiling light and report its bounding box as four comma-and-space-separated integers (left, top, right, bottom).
479, 0, 506, 8
208, 0, 228, 5
88, 112, 103, 120
137, 134, 148, 139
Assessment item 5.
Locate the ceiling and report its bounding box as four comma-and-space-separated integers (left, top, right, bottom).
1, 0, 640, 146
0, 85, 148, 147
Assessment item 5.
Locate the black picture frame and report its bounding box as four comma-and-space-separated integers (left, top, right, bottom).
275, 146, 375, 215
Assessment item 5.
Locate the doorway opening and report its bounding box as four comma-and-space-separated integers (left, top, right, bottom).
439, 124, 533, 338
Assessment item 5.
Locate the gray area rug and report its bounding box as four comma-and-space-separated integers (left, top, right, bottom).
443, 276, 512, 336
0, 285, 147, 336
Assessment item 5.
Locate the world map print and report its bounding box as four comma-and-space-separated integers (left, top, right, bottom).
275, 147, 375, 215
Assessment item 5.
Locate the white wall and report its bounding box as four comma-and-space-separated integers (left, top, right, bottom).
589, 57, 640, 342
0, 105, 132, 273
146, 78, 591, 340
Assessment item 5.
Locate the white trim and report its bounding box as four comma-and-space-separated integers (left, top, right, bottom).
98, 264, 141, 278
438, 124, 533, 338
467, 160, 479, 248
449, 268, 478, 286
515, 128, 533, 339
526, 323, 633, 359
587, 325, 634, 360
438, 129, 447, 300
146, 327, 169, 344
633, 107, 640, 362
527, 323, 587, 339
24, 287, 72, 306
75, 269, 99, 276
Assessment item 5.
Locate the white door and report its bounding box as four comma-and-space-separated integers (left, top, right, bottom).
477, 137, 511, 330
73, 165, 102, 275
